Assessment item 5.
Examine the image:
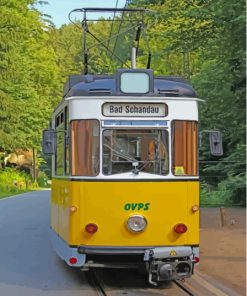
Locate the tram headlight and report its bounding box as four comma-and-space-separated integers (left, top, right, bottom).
127, 215, 147, 233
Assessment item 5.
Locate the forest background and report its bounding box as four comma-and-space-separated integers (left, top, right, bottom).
0, 0, 245, 206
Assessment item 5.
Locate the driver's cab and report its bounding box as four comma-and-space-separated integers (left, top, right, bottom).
102, 128, 169, 176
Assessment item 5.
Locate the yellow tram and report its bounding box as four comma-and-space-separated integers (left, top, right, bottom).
43, 68, 201, 285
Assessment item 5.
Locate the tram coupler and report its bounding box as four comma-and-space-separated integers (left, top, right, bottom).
144, 249, 193, 286
145, 249, 173, 285
148, 260, 173, 285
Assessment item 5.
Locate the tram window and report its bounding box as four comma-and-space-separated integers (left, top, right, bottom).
55, 116, 60, 127
71, 120, 100, 176
172, 121, 198, 176
102, 129, 169, 176
55, 121, 65, 176
64, 107, 70, 175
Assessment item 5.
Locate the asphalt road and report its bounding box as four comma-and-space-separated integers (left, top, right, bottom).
1, 191, 241, 296
0, 190, 96, 296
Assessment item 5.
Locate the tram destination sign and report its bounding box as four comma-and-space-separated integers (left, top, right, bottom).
102, 103, 167, 117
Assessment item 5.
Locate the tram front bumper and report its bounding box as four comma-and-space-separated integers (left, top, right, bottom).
78, 245, 198, 284
78, 245, 193, 257
50, 228, 199, 276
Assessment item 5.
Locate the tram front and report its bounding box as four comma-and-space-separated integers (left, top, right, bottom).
46, 69, 200, 285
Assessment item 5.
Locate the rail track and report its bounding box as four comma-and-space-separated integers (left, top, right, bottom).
87, 268, 196, 296
173, 280, 195, 296
86, 267, 239, 296
86, 268, 108, 296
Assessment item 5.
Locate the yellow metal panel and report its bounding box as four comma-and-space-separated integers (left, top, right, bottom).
50, 180, 59, 233
51, 179, 71, 241
59, 180, 199, 247
187, 181, 200, 244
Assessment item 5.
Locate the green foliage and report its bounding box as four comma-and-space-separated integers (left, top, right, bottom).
131, 0, 246, 206
0, 1, 245, 206
0, 167, 30, 194
200, 185, 232, 207
200, 174, 246, 207
37, 171, 49, 187
0, 0, 60, 150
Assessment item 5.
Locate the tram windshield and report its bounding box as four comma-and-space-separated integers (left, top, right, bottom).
103, 129, 169, 176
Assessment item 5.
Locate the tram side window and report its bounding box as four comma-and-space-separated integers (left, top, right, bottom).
55, 112, 65, 176
71, 120, 100, 176
172, 121, 198, 176
64, 107, 70, 175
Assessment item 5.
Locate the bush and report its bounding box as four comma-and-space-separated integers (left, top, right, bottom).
200, 174, 246, 207
0, 167, 30, 192
219, 175, 246, 206
37, 171, 49, 188
200, 185, 231, 207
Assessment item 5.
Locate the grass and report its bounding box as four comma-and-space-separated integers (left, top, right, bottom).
0, 191, 15, 199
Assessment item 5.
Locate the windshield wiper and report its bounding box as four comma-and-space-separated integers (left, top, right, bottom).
103, 143, 138, 163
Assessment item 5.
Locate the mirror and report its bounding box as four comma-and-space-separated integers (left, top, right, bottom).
42, 129, 56, 155
209, 131, 223, 156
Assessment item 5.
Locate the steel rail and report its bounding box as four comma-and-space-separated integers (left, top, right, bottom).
87, 268, 109, 296
173, 280, 195, 296
87, 267, 196, 295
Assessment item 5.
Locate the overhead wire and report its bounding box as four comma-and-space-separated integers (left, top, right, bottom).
87, 18, 149, 70
86, 30, 130, 67
68, 9, 83, 30
106, 0, 119, 50
110, 0, 130, 64
105, 0, 119, 72
68, 6, 153, 73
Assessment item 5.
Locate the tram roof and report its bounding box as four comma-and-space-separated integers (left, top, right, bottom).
63, 74, 197, 98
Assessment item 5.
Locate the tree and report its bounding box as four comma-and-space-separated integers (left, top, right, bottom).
130, 0, 246, 205
0, 0, 60, 151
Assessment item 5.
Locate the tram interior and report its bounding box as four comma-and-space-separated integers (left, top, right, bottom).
103, 129, 169, 175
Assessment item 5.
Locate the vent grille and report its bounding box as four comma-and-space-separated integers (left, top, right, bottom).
89, 89, 112, 94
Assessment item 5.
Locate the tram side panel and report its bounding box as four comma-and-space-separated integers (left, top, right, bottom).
51, 179, 72, 242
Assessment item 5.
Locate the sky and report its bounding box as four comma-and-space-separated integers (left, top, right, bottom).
37, 0, 128, 27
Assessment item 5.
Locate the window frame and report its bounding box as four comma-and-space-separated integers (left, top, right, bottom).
102, 127, 169, 176
64, 107, 70, 176
55, 111, 65, 176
